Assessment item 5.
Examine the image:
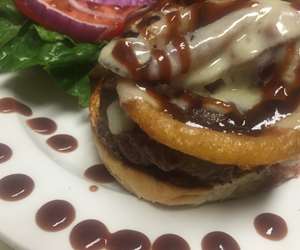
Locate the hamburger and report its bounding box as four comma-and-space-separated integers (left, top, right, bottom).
90, 0, 300, 206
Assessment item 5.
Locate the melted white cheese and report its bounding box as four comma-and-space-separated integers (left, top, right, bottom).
181, 0, 300, 88
107, 100, 134, 135
211, 85, 261, 113
116, 79, 160, 108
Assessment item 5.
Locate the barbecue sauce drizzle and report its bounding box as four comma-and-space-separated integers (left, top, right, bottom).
114, 0, 256, 81
113, 0, 300, 135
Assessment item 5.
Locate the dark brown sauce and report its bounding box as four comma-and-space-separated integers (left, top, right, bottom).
70, 220, 110, 250
172, 36, 191, 74
0, 97, 32, 116
84, 164, 115, 183
0, 143, 12, 164
89, 185, 99, 192
47, 134, 78, 153
27, 117, 57, 135
0, 174, 34, 201
152, 234, 190, 250
254, 213, 288, 241
36, 200, 75, 232
112, 41, 148, 81
262, 43, 296, 100
201, 232, 240, 250
188, 2, 202, 32
106, 230, 151, 250
164, 11, 180, 42
152, 49, 172, 80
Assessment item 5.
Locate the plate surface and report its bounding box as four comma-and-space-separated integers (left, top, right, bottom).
0, 70, 300, 250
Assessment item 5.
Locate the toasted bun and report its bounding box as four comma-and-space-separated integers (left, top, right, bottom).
118, 90, 300, 169
90, 83, 296, 206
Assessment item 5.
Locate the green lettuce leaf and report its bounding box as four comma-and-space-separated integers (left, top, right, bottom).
46, 63, 95, 107
0, 0, 105, 107
0, 0, 24, 48
0, 0, 24, 24
34, 25, 66, 42
0, 18, 21, 48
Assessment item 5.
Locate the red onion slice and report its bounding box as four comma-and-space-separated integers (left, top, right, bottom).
87, 0, 154, 7
69, 0, 123, 20
14, 0, 143, 42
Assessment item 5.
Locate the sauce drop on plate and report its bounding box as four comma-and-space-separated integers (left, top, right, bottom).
254, 213, 288, 241
47, 134, 78, 153
0, 174, 34, 201
0, 143, 12, 164
27, 117, 57, 135
152, 234, 190, 250
36, 200, 75, 232
70, 220, 110, 250
106, 230, 151, 250
0, 97, 32, 116
84, 164, 115, 183
89, 185, 99, 192
201, 231, 240, 250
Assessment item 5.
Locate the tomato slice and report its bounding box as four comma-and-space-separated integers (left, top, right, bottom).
14, 0, 141, 42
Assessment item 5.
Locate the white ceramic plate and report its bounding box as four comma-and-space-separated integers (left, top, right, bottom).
0, 70, 300, 250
